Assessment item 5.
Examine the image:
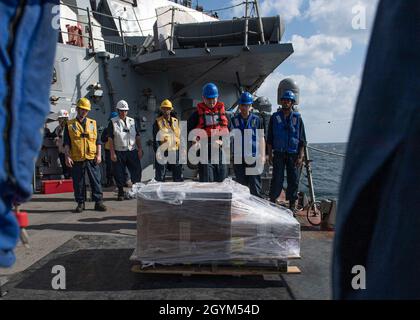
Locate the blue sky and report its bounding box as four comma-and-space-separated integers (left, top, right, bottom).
198, 0, 380, 143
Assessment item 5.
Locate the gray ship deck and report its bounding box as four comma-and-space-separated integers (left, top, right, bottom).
0, 190, 333, 300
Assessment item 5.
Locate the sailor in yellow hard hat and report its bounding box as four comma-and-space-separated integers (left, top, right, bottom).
153, 99, 183, 182
63, 97, 107, 213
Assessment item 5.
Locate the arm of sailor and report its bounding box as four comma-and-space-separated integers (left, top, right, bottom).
187, 111, 200, 147
107, 121, 117, 162
187, 111, 199, 135
295, 118, 306, 167
152, 120, 160, 153
266, 115, 274, 164
95, 142, 102, 164
258, 119, 266, 163
93, 126, 103, 164
134, 120, 143, 159
62, 126, 74, 167
62, 125, 70, 148
298, 118, 307, 157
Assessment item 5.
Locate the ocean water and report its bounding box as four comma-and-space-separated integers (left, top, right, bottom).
300, 143, 347, 201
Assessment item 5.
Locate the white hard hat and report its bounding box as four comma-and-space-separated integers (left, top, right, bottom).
58, 109, 69, 118
116, 100, 129, 111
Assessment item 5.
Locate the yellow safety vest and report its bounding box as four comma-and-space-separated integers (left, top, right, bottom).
156, 115, 180, 151
67, 117, 97, 161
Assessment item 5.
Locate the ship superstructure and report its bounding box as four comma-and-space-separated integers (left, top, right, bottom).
44, 0, 293, 180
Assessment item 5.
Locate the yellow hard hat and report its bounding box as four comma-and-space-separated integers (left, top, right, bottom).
160, 99, 173, 110
77, 97, 91, 111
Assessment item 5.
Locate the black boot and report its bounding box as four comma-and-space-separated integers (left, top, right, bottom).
289, 201, 297, 217
117, 187, 125, 201
74, 202, 84, 213
94, 201, 107, 211
289, 201, 296, 209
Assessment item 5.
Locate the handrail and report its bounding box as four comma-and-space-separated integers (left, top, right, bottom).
60, 30, 133, 48
91, 23, 120, 33
60, 16, 89, 25
59, 1, 265, 56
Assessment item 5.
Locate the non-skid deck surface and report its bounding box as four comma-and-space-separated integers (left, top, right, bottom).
0, 191, 333, 300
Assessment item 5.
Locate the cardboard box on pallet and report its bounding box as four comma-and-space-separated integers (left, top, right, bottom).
131, 180, 300, 266
230, 195, 300, 261
135, 181, 233, 265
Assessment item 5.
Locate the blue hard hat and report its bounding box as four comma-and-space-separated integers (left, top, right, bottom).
109, 111, 118, 119
202, 83, 219, 98
239, 92, 253, 105
281, 90, 296, 102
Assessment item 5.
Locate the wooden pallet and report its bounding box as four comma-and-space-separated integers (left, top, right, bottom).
131, 263, 301, 276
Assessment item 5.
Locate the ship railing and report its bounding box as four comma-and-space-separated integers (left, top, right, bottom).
59, 6, 142, 57
164, 1, 265, 54
59, 1, 265, 57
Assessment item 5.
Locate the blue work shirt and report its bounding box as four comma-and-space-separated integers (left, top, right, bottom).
0, 0, 59, 268
230, 112, 263, 159
333, 0, 420, 299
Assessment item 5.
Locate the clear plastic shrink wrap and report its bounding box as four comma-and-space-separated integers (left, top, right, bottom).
130, 179, 300, 266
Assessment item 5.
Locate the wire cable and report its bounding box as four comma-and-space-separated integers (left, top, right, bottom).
307, 146, 346, 158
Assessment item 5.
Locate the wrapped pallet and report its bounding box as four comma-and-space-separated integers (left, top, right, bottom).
130, 179, 300, 266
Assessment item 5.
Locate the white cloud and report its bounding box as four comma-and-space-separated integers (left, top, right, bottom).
290, 34, 352, 68
259, 0, 304, 22
304, 0, 379, 43
229, 0, 304, 22
256, 68, 361, 142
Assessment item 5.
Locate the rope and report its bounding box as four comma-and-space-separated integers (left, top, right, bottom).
249, 2, 256, 17
307, 146, 346, 158
170, 1, 246, 15
204, 1, 246, 13
91, 23, 120, 33
124, 8, 173, 22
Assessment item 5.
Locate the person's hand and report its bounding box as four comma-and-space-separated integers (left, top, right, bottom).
295, 156, 304, 168
138, 149, 143, 160
95, 154, 102, 165
65, 156, 74, 168
111, 152, 117, 162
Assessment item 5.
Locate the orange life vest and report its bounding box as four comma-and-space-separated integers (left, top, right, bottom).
196, 101, 229, 139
